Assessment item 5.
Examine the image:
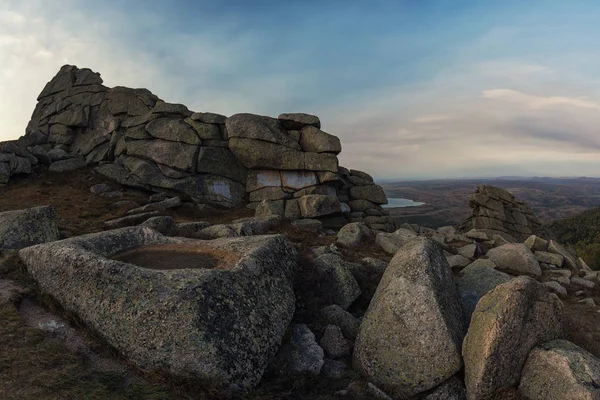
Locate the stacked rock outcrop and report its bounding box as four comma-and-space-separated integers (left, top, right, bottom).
1, 65, 394, 231
457, 184, 544, 241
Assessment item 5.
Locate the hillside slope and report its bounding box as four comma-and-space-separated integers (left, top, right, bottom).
550, 206, 600, 270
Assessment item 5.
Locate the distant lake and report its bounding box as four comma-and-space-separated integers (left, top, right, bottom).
382, 198, 425, 208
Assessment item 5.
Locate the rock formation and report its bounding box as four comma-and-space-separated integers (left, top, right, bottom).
457, 184, 544, 241
0, 65, 395, 231
19, 227, 297, 391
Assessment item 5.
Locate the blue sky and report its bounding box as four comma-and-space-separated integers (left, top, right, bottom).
2, 0, 600, 179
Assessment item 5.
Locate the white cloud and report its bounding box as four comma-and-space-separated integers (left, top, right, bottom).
482, 89, 600, 110
412, 114, 457, 123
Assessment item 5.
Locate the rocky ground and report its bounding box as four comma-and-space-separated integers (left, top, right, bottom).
3, 170, 600, 399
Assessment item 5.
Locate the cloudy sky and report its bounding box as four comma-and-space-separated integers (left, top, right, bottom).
2, 0, 600, 179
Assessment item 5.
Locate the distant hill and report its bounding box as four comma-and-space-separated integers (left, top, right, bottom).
382, 177, 600, 229
550, 206, 600, 270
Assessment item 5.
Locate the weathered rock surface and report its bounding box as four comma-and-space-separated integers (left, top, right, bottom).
486, 243, 542, 277
19, 228, 297, 391
335, 222, 373, 247
7, 65, 391, 228
319, 305, 361, 341
375, 228, 418, 255
319, 325, 351, 359
462, 276, 564, 400
456, 263, 511, 325
353, 238, 465, 398
0, 205, 60, 250
519, 340, 600, 400
271, 324, 324, 376
309, 254, 361, 310
458, 185, 545, 241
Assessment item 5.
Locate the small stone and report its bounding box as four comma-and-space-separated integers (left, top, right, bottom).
524, 235, 549, 252
571, 277, 595, 290
446, 254, 471, 270
543, 281, 567, 297
457, 244, 477, 259
578, 298, 596, 307
534, 251, 564, 267
319, 325, 351, 359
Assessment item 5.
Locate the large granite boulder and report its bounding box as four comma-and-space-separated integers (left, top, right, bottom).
485, 243, 542, 277
277, 113, 321, 130
0, 205, 60, 250
462, 276, 564, 400
309, 254, 361, 310
297, 194, 343, 218
19, 227, 297, 391
353, 238, 465, 398
456, 263, 511, 325
519, 340, 600, 400
375, 228, 418, 255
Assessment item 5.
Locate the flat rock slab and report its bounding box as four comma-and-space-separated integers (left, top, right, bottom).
18, 227, 297, 391
0, 205, 60, 250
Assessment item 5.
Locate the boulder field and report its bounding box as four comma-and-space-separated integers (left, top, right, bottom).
4, 183, 600, 398
2, 65, 600, 399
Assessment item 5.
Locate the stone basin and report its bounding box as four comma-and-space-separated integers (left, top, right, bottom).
18, 226, 297, 391
111, 243, 240, 270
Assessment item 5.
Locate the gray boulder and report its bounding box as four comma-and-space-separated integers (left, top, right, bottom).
255, 200, 285, 218
297, 195, 342, 218
48, 156, 86, 172
126, 140, 197, 172
548, 240, 578, 270
299, 126, 342, 154
419, 376, 467, 400
459, 258, 497, 276
19, 228, 297, 391
349, 184, 388, 205
446, 254, 471, 270
335, 222, 373, 247
272, 324, 324, 376
457, 244, 477, 259
456, 263, 511, 325
104, 211, 161, 229
524, 235, 549, 252
138, 216, 175, 235
0, 205, 60, 250
319, 304, 361, 340
353, 238, 465, 398
543, 281, 568, 297
462, 276, 564, 400
319, 325, 351, 359
519, 340, 600, 400
145, 118, 201, 145
485, 243, 542, 277
310, 254, 361, 309
534, 251, 564, 267
278, 113, 321, 130
375, 228, 418, 255
173, 221, 211, 237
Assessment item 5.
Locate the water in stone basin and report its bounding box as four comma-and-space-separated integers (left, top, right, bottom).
111, 243, 239, 270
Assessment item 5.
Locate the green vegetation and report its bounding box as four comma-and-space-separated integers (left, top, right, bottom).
550, 206, 600, 270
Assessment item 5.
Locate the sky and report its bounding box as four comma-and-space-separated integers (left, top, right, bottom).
2, 0, 600, 179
